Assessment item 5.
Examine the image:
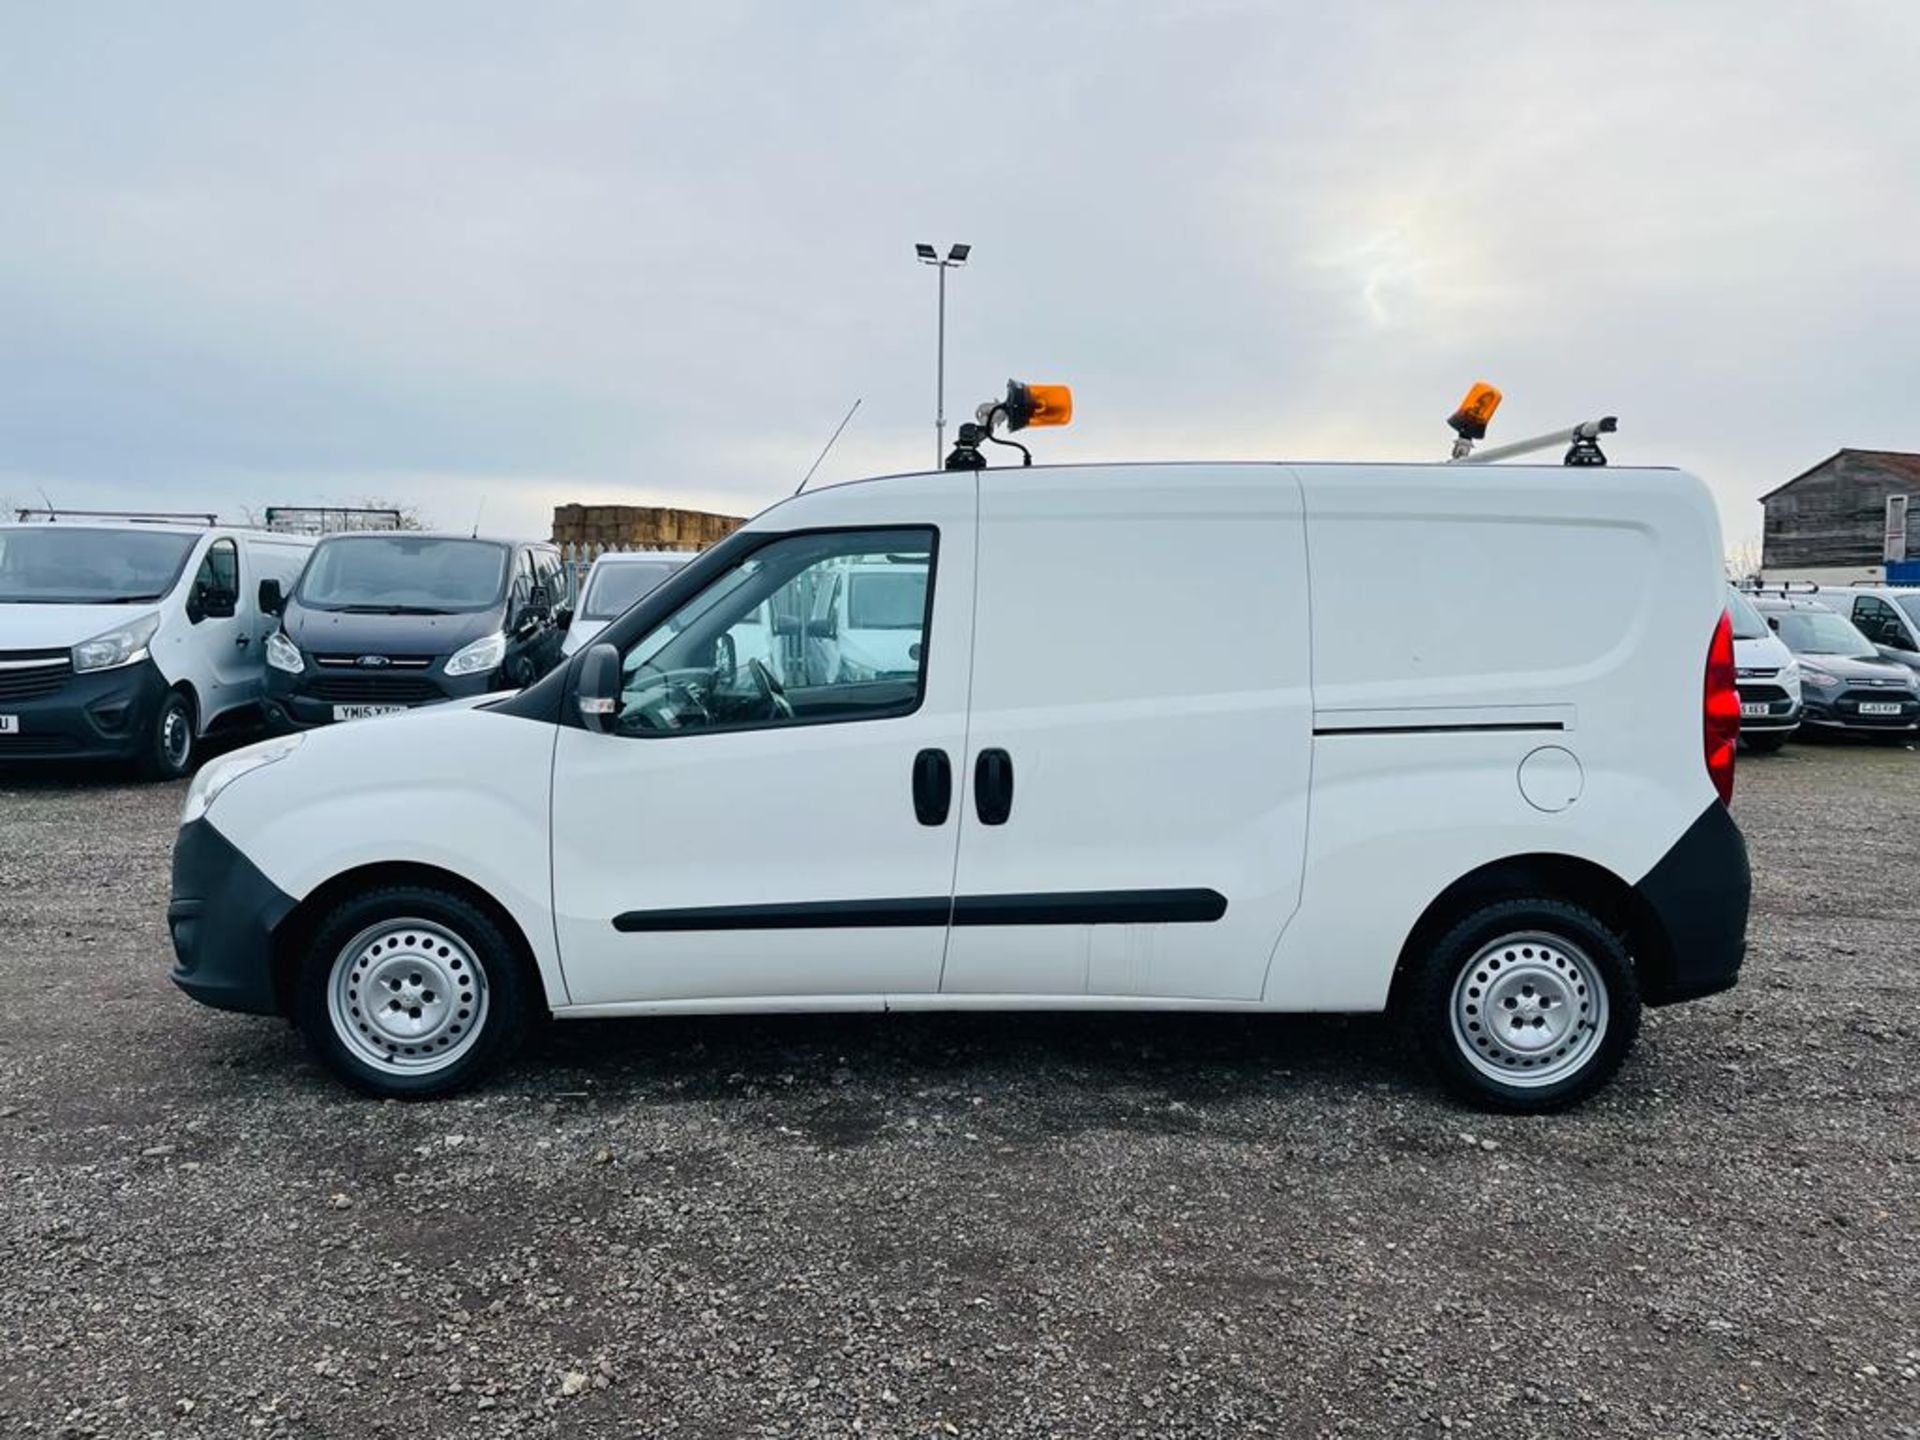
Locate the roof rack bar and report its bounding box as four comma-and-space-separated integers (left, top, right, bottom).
262, 506, 404, 534
14, 507, 219, 525
1453, 417, 1618, 466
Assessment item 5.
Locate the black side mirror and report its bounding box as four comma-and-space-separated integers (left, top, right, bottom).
804, 616, 837, 640
1767, 617, 1780, 631
528, 583, 552, 613
575, 642, 622, 734
553, 603, 574, 630
259, 578, 285, 616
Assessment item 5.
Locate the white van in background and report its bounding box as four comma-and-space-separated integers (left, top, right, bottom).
169, 460, 1748, 1113
1801, 585, 1920, 675
1726, 585, 1801, 751
0, 517, 314, 777
560, 550, 690, 657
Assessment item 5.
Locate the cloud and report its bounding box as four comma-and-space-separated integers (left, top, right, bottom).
2, 0, 1916, 543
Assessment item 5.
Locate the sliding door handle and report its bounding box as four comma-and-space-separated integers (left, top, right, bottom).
911, 748, 952, 826
974, 748, 1013, 825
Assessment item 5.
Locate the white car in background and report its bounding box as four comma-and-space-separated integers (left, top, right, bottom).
1726, 585, 1800, 752
560, 551, 690, 657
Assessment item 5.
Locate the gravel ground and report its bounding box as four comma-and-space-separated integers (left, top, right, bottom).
1, 742, 1916, 1439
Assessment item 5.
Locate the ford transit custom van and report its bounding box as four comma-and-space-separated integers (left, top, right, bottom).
169, 461, 1749, 1112
263, 533, 569, 728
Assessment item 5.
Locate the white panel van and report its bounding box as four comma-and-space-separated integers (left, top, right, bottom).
0, 519, 314, 777
167, 463, 1749, 1111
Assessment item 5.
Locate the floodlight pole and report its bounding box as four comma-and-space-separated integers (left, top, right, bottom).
918, 244, 969, 469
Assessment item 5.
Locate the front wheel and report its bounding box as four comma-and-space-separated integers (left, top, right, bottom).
1409, 898, 1641, 1113
294, 886, 536, 1099
139, 688, 197, 781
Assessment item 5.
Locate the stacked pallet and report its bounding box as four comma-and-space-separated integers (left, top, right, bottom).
550, 504, 743, 553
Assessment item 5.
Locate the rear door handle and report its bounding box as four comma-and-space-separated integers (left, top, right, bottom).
235, 633, 251, 648
974, 748, 1013, 825
912, 748, 952, 826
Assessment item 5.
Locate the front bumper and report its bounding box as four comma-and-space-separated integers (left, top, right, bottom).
0, 658, 170, 763
1734, 686, 1800, 735
1634, 801, 1750, 1006
264, 663, 501, 731
1799, 691, 1920, 733
168, 817, 297, 1015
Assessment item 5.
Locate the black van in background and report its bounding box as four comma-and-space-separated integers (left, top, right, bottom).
261, 534, 571, 728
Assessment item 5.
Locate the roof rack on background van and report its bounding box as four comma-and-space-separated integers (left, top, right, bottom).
263, 506, 404, 535
14, 507, 219, 526
1737, 580, 1825, 595
1443, 382, 1617, 467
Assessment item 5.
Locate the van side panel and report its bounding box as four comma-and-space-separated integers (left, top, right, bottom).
1265, 465, 1727, 1011
942, 464, 1312, 1002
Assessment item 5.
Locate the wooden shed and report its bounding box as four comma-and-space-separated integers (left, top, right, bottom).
1760, 449, 1920, 575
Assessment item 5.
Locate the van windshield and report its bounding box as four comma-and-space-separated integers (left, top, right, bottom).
1772, 609, 1877, 659
0, 527, 199, 605
296, 536, 509, 614
583, 560, 684, 620
1726, 587, 1770, 641
848, 569, 928, 630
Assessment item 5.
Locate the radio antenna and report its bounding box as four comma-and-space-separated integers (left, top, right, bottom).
471, 495, 486, 538
795, 398, 862, 496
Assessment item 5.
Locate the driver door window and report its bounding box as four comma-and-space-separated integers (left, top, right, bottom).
189, 539, 239, 620
614, 528, 935, 736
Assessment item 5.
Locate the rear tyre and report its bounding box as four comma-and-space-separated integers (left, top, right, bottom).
294, 885, 536, 1099
139, 688, 197, 781
1742, 731, 1788, 754
1410, 898, 1640, 1114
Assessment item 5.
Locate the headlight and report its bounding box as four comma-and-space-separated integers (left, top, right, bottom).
181, 733, 305, 825
265, 630, 304, 674
1799, 666, 1837, 687
72, 613, 161, 673
444, 632, 508, 678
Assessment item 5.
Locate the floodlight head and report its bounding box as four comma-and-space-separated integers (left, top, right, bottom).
914, 242, 938, 261
947, 243, 971, 263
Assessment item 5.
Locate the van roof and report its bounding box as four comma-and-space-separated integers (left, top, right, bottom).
310, 530, 550, 548
0, 519, 312, 542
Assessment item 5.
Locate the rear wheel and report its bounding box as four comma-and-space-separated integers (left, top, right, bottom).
139, 688, 196, 781
294, 885, 536, 1099
1410, 898, 1640, 1113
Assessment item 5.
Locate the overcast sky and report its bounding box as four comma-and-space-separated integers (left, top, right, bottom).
3, 1, 1916, 545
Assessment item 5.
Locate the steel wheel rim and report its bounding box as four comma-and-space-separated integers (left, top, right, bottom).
327, 918, 489, 1074
1449, 930, 1609, 1088
161, 704, 192, 769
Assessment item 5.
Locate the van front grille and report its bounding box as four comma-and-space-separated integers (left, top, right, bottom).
302, 674, 446, 705
1737, 683, 1789, 705
0, 651, 73, 702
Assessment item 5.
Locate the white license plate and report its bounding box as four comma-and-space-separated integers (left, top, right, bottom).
1739, 702, 1770, 719
0, 715, 17, 735
332, 704, 409, 722
1858, 701, 1904, 716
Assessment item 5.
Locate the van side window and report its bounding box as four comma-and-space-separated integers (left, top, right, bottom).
533, 550, 567, 604
189, 539, 239, 620
1854, 596, 1911, 648
612, 528, 935, 737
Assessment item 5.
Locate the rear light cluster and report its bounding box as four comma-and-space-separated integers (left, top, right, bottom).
1704, 608, 1739, 806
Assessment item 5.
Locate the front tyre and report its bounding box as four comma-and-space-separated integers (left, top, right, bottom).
140, 688, 197, 781
1411, 898, 1640, 1113
294, 886, 535, 1099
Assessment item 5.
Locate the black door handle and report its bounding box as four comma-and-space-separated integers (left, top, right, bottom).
912, 748, 952, 826
974, 748, 1013, 825
235, 633, 251, 648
